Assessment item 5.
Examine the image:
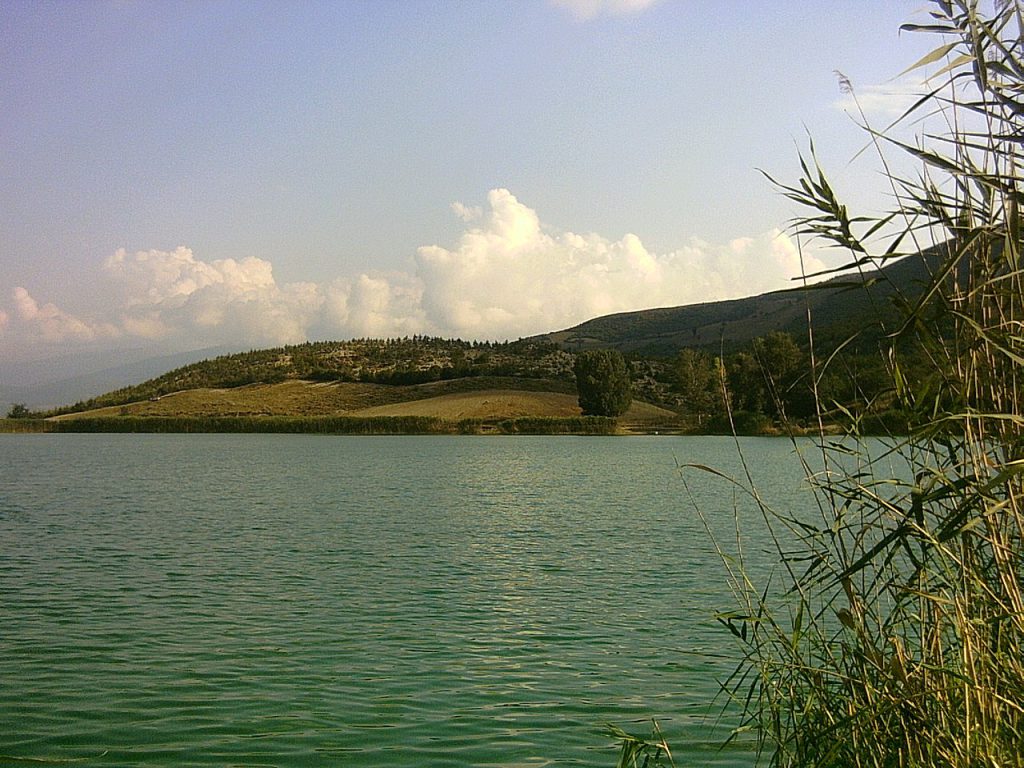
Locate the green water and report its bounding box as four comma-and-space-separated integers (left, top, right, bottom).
0, 434, 807, 766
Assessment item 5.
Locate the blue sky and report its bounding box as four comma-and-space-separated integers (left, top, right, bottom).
1, 0, 937, 379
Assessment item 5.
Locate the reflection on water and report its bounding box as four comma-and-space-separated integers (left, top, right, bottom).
0, 434, 812, 766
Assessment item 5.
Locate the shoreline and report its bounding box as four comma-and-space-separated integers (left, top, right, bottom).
0, 415, 625, 436
0, 416, 853, 437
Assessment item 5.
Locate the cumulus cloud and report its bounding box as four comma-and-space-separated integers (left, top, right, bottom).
411, 188, 823, 339
0, 189, 823, 359
324, 272, 425, 339
10, 286, 119, 343
552, 0, 661, 21
451, 202, 482, 222
103, 246, 323, 346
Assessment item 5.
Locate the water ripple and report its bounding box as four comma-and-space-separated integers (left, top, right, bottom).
0, 435, 806, 766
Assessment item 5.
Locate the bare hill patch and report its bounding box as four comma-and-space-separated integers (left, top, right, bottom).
350, 390, 580, 419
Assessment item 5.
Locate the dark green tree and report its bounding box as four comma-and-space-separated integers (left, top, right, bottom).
6, 403, 30, 419
573, 349, 632, 416
673, 348, 721, 418
752, 331, 808, 418
753, 331, 801, 384
725, 351, 767, 414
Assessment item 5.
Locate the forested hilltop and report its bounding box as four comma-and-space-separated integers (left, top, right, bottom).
37, 338, 574, 416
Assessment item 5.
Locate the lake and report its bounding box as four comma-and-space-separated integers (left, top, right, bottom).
0, 434, 814, 766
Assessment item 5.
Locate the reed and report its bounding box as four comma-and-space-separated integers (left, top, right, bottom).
605, 722, 676, 768
0, 418, 50, 433
709, 2, 1024, 765
48, 415, 451, 435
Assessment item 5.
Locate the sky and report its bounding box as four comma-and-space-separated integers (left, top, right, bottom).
0, 0, 939, 383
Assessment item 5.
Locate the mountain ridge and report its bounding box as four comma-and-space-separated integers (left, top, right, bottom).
1, 346, 241, 410
535, 250, 939, 355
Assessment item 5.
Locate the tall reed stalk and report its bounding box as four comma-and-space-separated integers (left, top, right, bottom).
707, 2, 1024, 765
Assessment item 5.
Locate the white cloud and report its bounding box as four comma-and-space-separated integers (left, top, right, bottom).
0, 189, 822, 359
10, 286, 119, 343
103, 247, 322, 347
324, 272, 425, 339
451, 202, 482, 222
410, 188, 822, 339
105, 246, 276, 310
552, 0, 660, 21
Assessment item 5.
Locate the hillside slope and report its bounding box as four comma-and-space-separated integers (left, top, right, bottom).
42, 340, 577, 416
538, 250, 940, 355
52, 379, 679, 430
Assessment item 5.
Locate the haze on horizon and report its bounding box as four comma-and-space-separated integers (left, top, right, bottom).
1, 0, 935, 384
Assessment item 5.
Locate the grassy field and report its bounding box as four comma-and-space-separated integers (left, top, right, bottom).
31, 378, 681, 434
51, 380, 413, 420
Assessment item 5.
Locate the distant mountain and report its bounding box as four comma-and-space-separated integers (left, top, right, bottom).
537, 250, 941, 355
1, 346, 239, 410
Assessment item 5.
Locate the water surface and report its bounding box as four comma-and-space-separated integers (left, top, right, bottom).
0, 435, 811, 766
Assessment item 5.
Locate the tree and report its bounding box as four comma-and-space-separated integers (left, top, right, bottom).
673, 348, 721, 418
752, 331, 808, 418
725, 351, 767, 414
753, 331, 801, 385
6, 403, 30, 419
573, 349, 632, 416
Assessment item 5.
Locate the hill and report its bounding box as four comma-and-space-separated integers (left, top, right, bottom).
8, 248, 942, 432
0, 346, 238, 411
3, 250, 939, 413
537, 250, 939, 355
36, 339, 582, 417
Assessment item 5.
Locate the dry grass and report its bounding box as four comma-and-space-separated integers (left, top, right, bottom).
351, 389, 582, 419
52, 380, 403, 420
50, 379, 679, 428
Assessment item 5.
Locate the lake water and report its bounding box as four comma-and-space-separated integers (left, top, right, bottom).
0, 434, 814, 767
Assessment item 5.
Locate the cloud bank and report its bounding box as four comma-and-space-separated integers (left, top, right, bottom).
0, 189, 822, 361
11, 286, 119, 343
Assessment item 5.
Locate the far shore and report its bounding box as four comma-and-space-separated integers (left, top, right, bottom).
0, 415, 849, 437
0, 414, 657, 436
